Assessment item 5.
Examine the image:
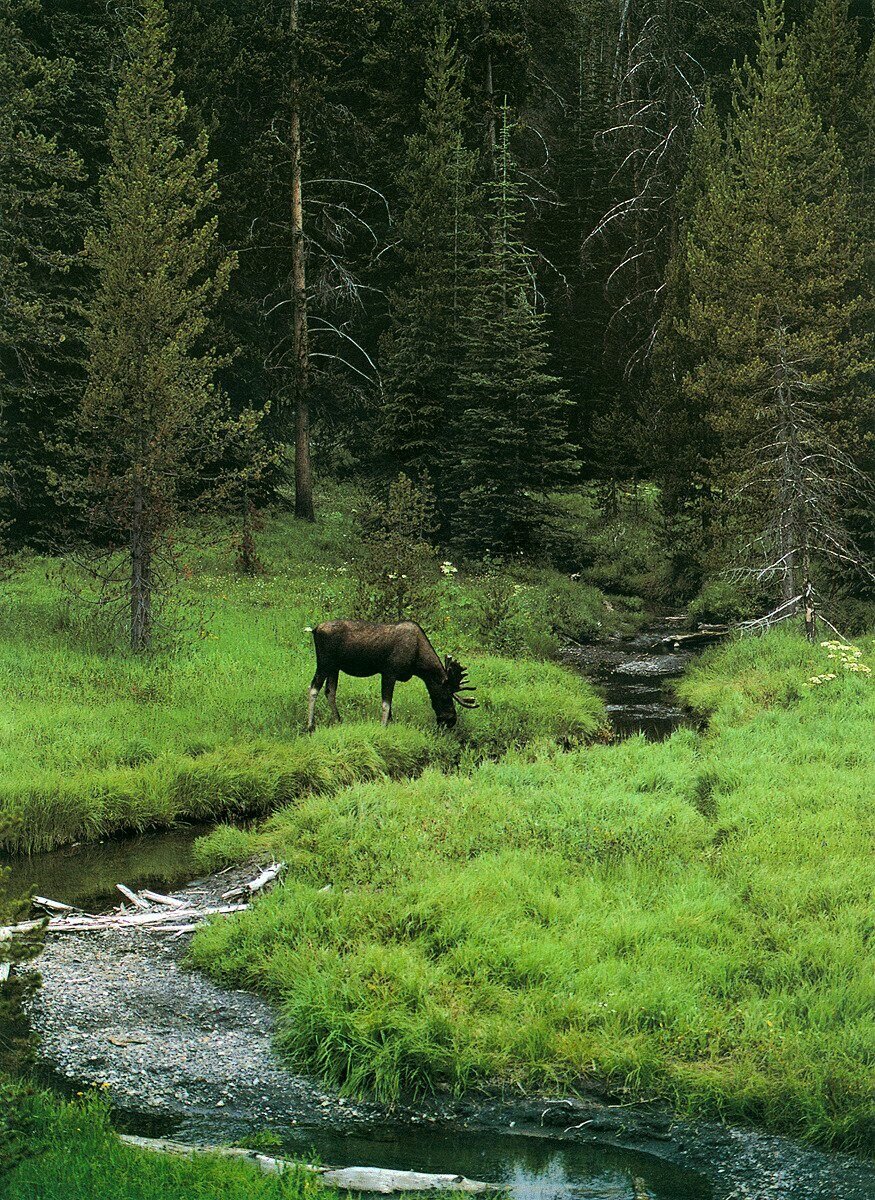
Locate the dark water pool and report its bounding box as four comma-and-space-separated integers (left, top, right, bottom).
267, 1126, 711, 1200
0, 823, 206, 912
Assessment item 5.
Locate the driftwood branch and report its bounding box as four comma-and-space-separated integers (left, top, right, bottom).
117, 1136, 498, 1193
0, 864, 287, 947
221, 862, 285, 902
117, 883, 150, 909
33, 897, 77, 913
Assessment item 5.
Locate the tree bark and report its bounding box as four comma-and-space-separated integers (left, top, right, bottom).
130, 479, 152, 653
290, 0, 314, 521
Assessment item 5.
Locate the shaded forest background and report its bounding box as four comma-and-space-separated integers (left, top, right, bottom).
1, 0, 873, 645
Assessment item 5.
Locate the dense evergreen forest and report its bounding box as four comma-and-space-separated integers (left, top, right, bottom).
2, 0, 872, 646
3, 4, 875, 1190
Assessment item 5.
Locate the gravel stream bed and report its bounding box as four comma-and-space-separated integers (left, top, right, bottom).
20, 862, 875, 1200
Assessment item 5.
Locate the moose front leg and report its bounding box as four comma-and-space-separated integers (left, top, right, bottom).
307, 670, 326, 733
380, 675, 396, 726
326, 671, 341, 723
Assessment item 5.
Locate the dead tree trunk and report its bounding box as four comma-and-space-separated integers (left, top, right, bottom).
130, 479, 152, 653
290, 0, 314, 522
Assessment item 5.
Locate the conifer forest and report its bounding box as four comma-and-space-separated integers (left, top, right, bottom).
1, 2, 873, 1198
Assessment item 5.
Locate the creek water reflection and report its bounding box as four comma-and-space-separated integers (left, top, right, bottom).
261, 1126, 712, 1200
564, 620, 698, 740
0, 823, 206, 911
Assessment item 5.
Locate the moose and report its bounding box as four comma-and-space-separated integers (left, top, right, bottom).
307, 619, 476, 732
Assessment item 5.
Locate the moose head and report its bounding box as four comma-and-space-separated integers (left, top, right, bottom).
428, 654, 477, 728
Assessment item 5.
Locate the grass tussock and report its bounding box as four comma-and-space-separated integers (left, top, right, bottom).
0, 1084, 334, 1200
0, 487, 605, 854
190, 633, 875, 1149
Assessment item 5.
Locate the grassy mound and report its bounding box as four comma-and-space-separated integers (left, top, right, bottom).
190, 633, 875, 1149
0, 490, 606, 854
0, 1085, 333, 1200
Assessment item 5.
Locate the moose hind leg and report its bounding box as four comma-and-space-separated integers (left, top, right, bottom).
380, 675, 395, 726
326, 672, 341, 723
307, 670, 326, 733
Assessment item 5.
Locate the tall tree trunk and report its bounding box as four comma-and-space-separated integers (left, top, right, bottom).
290, 0, 314, 521
483, 14, 496, 164
802, 552, 816, 642
776, 327, 798, 606
130, 479, 152, 653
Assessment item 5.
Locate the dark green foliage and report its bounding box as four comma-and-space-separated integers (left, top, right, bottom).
70, 0, 254, 650
662, 1, 873, 599
451, 109, 578, 555
799, 0, 866, 156
351, 472, 440, 622
378, 19, 479, 508
0, 0, 869, 608
0, 0, 84, 545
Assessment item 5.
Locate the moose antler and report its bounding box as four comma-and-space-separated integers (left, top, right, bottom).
444, 655, 478, 709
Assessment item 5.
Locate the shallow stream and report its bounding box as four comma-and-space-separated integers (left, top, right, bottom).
563, 617, 697, 740
2, 619, 872, 1200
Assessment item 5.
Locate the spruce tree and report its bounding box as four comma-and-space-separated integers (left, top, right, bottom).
798, 0, 864, 159
74, 0, 239, 651
378, 18, 479, 516
451, 107, 578, 555
650, 93, 727, 589
0, 0, 83, 545
681, 0, 873, 620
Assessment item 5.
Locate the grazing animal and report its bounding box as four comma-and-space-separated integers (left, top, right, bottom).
307, 619, 476, 732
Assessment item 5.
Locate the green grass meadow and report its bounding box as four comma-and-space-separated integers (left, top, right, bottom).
190, 633, 875, 1149
0, 1086, 332, 1200
0, 488, 607, 853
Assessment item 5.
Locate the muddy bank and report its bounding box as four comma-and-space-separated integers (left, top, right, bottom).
20, 863, 874, 1200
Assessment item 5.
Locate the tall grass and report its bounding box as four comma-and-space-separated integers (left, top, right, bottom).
0, 485, 606, 854
190, 633, 875, 1149
0, 1085, 334, 1200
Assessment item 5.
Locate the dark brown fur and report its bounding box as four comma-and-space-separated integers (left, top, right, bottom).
307, 619, 475, 731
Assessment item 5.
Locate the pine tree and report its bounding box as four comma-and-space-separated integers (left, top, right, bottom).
452, 107, 578, 555
681, 0, 873, 623
0, 0, 84, 546
73, 0, 241, 651
378, 18, 479, 516
650, 92, 726, 589
798, 0, 864, 159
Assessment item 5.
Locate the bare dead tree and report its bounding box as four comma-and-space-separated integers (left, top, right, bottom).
726, 323, 874, 641
588, 0, 703, 377
289, 0, 313, 521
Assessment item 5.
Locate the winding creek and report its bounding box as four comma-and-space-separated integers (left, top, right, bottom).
2, 619, 873, 1200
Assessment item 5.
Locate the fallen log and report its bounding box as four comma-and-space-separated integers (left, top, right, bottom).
0, 919, 45, 943
117, 1136, 498, 1193
222, 862, 285, 902
0, 904, 248, 940
117, 883, 150, 909
660, 629, 729, 649
32, 896, 77, 914
139, 890, 186, 908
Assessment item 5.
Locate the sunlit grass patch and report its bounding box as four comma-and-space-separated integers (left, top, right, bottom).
190, 634, 874, 1148
0, 1085, 337, 1200
0, 486, 605, 853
